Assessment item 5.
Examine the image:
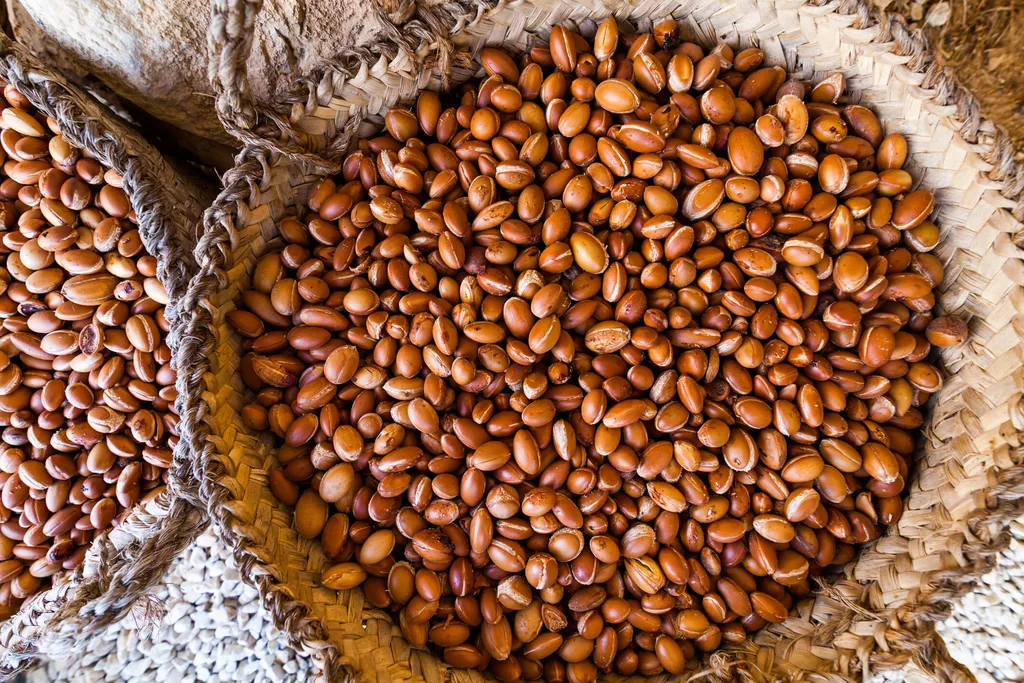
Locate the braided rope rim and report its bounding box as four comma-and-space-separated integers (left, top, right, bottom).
189, 0, 1024, 680
0, 34, 208, 680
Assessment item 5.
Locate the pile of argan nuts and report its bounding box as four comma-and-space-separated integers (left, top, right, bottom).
0, 83, 175, 618
235, 18, 968, 682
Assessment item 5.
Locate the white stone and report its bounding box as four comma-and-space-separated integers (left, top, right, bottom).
26, 528, 315, 683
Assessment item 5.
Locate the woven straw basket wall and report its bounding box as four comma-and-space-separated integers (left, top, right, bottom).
0, 33, 209, 680
192, 0, 1024, 680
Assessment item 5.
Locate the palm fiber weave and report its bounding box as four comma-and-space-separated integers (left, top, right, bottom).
189, 0, 1024, 680
0, 33, 209, 681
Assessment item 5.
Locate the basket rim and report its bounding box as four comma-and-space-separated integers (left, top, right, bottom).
191, 0, 1024, 680
0, 34, 209, 680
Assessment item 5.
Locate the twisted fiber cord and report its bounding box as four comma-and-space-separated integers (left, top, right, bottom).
207, 0, 261, 135
0, 38, 207, 676
376, 0, 478, 22
683, 645, 779, 683
294, 0, 505, 95
873, 630, 976, 683
377, 0, 420, 24
206, 0, 339, 174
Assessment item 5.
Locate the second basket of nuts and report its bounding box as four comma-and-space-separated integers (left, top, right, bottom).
208, 13, 974, 683
0, 102, 181, 609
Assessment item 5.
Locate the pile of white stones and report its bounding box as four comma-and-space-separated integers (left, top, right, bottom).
934, 519, 1024, 683
28, 520, 1024, 682
27, 529, 313, 683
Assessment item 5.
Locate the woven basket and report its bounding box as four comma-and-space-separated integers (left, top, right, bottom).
190, 0, 1024, 680
0, 33, 210, 680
